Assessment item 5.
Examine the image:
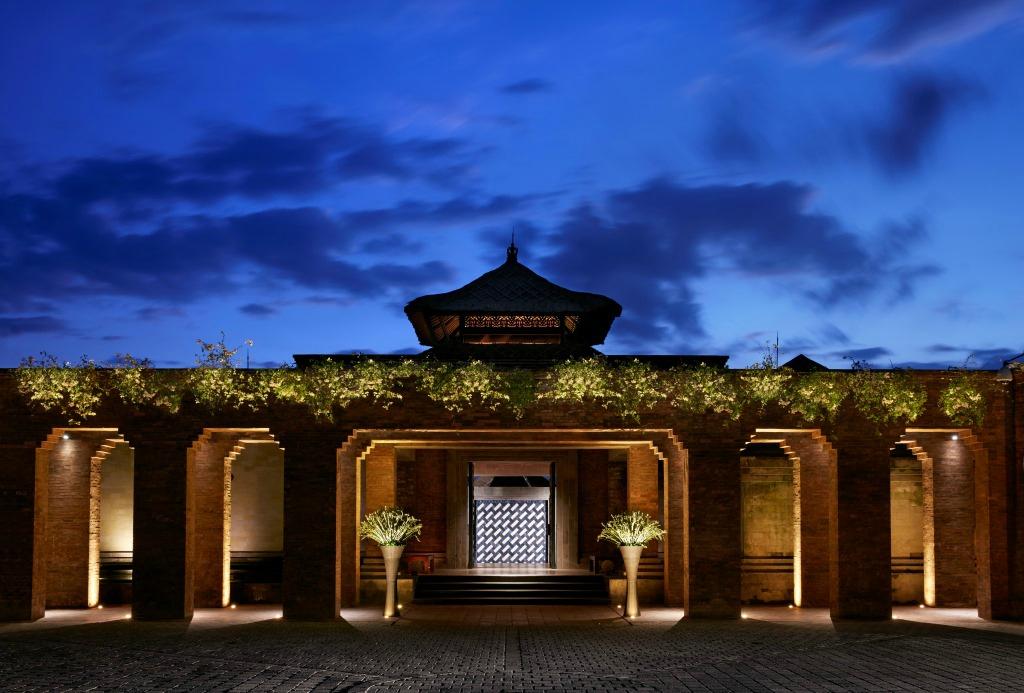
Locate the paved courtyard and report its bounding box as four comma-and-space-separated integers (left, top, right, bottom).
2, 605, 1023, 691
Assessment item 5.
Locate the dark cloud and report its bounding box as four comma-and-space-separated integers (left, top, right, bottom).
537, 178, 937, 349
42, 116, 480, 209
925, 344, 1021, 369
135, 306, 187, 321
749, 0, 1024, 63
239, 303, 276, 316
830, 346, 892, 364
866, 75, 983, 175
500, 78, 553, 95
0, 316, 67, 336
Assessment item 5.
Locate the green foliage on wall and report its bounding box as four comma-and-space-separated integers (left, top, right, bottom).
12, 336, 997, 429
938, 370, 988, 428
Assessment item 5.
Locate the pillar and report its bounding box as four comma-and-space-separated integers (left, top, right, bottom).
912, 432, 976, 607
684, 434, 742, 618
131, 438, 195, 621
282, 433, 344, 618
830, 427, 893, 620
446, 453, 469, 569
662, 440, 686, 607
555, 452, 579, 569
0, 445, 46, 621
578, 449, 610, 562
787, 434, 832, 608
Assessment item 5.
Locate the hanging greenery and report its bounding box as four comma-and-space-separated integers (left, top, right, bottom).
15, 354, 104, 424
539, 357, 614, 407
739, 353, 793, 411
666, 363, 740, 419
11, 340, 997, 428
412, 359, 509, 414
787, 371, 847, 423
607, 359, 666, 424
108, 354, 184, 413
939, 370, 987, 428
847, 362, 927, 425
500, 368, 537, 420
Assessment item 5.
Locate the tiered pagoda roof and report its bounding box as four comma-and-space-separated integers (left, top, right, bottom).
404, 243, 622, 349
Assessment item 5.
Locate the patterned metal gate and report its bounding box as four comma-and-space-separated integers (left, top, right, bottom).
473, 499, 548, 564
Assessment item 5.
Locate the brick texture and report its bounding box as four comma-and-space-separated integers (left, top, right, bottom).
130, 438, 196, 620
0, 444, 46, 621
829, 418, 895, 620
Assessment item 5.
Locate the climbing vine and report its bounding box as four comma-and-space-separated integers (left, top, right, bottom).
15, 354, 103, 424
666, 363, 740, 419
939, 370, 988, 428
787, 371, 847, 423
847, 361, 927, 425
11, 338, 997, 428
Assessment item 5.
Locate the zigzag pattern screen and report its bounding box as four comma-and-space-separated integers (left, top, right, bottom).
473, 499, 548, 564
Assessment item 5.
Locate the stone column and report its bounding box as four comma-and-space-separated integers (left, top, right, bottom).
131, 437, 195, 621
282, 433, 344, 618
0, 444, 47, 621
829, 423, 894, 620
684, 432, 742, 618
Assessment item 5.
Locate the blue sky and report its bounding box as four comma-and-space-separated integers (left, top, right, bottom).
1, 0, 1022, 368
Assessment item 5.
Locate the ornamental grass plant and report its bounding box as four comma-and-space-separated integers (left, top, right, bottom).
359, 506, 422, 546
598, 510, 665, 547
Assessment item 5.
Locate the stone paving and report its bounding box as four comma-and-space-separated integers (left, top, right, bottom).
1, 605, 1023, 691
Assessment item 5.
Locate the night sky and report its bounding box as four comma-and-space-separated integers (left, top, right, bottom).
2, 1, 1022, 369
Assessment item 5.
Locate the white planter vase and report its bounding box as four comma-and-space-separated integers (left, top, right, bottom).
620, 545, 643, 618
381, 544, 405, 618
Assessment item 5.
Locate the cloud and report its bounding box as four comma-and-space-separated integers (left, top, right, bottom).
536, 178, 938, 349
828, 346, 892, 364
748, 0, 1024, 63
925, 344, 1021, 369
239, 303, 276, 316
43, 116, 481, 209
500, 78, 554, 95
866, 74, 984, 175
0, 316, 68, 337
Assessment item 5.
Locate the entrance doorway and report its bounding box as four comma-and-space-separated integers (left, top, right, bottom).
470, 461, 552, 567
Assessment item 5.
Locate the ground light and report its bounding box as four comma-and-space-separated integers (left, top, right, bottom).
62, 433, 70, 440
96, 605, 103, 610
951, 433, 959, 441
230, 604, 237, 609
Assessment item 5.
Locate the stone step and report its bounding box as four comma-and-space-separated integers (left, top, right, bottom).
414, 574, 609, 605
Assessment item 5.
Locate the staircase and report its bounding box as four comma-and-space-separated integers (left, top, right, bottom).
413, 574, 609, 605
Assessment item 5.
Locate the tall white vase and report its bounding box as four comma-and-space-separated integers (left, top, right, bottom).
620, 545, 643, 618
381, 545, 405, 618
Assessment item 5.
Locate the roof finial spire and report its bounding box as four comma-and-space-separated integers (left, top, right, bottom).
507, 226, 519, 263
